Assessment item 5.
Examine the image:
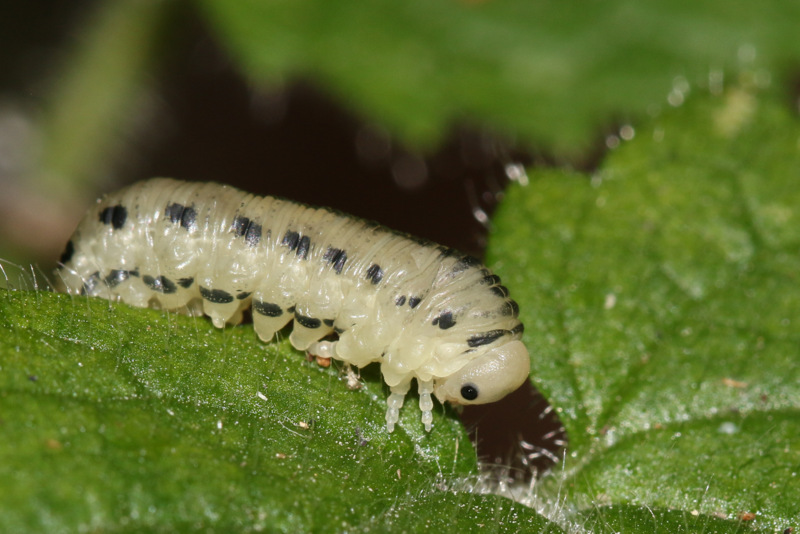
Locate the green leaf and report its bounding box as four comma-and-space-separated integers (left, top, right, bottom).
197, 0, 800, 152
0, 290, 556, 532
489, 86, 800, 530
581, 505, 771, 534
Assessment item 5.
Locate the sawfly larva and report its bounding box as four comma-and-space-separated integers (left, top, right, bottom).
56, 178, 530, 432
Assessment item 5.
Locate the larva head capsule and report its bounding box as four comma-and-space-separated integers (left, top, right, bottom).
433, 340, 530, 405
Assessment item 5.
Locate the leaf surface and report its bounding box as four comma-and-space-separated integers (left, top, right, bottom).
0, 290, 555, 532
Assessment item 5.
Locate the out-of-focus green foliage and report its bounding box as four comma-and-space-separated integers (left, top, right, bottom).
200, 0, 800, 153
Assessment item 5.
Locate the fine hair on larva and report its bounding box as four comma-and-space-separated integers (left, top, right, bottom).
55, 178, 530, 432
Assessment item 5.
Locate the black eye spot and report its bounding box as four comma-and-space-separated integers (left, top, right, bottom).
460, 384, 479, 401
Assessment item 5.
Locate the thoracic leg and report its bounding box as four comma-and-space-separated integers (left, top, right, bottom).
386, 381, 411, 433
417, 379, 435, 431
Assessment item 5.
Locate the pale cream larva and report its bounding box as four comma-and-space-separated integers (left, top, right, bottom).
56, 178, 530, 432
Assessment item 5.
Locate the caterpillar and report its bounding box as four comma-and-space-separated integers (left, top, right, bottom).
55, 178, 530, 432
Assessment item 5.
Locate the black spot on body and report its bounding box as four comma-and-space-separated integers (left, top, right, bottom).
254, 300, 282, 317
323, 247, 347, 274
408, 296, 421, 308
231, 216, 250, 236
334, 326, 345, 334
59, 240, 75, 265
295, 312, 321, 329
287, 305, 296, 313
177, 277, 194, 288
511, 323, 524, 336
143, 275, 178, 294
432, 310, 456, 330
323, 318, 334, 327
80, 271, 101, 295
282, 230, 300, 251
104, 269, 131, 288
243, 220, 263, 245
245, 224, 261, 246
366, 263, 383, 285
490, 285, 510, 298
165, 203, 184, 223
200, 286, 234, 304
236, 291, 252, 300
467, 329, 506, 348
453, 254, 481, 273
99, 205, 127, 229
502, 299, 520, 317
181, 207, 197, 229
165, 203, 197, 230
296, 235, 310, 259
395, 295, 406, 306
231, 216, 262, 247
482, 274, 502, 286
